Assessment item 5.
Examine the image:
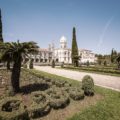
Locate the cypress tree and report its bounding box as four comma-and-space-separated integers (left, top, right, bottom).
71, 27, 79, 67
0, 8, 3, 42
111, 48, 117, 63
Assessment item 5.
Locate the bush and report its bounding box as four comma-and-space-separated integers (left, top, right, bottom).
51, 60, 55, 68
61, 62, 64, 68
0, 97, 29, 120
82, 75, 94, 96
54, 81, 66, 87
69, 87, 84, 100
86, 60, 90, 67
29, 91, 51, 118
29, 59, 33, 69
46, 88, 70, 109
28, 102, 50, 119
23, 64, 27, 68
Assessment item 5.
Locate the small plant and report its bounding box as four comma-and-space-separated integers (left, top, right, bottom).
86, 60, 90, 67
23, 64, 27, 68
29, 59, 34, 69
82, 75, 94, 96
61, 62, 64, 68
104, 60, 107, 66
51, 59, 55, 68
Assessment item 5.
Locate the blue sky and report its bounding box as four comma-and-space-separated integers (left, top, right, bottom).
0, 0, 120, 54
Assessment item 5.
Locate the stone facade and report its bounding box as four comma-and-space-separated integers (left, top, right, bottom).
31, 36, 96, 64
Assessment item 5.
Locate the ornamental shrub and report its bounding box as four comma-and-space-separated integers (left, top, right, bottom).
46, 88, 70, 109
0, 97, 29, 120
82, 75, 94, 96
69, 87, 84, 100
51, 59, 55, 68
29, 59, 33, 69
61, 62, 64, 68
29, 92, 50, 118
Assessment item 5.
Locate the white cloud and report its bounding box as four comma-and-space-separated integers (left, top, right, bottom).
97, 16, 114, 48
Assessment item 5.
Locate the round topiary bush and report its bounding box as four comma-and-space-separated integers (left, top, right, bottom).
0, 97, 29, 120
82, 75, 94, 96
29, 91, 51, 119
69, 87, 84, 100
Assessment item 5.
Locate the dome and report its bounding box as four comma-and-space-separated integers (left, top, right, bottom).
60, 36, 67, 43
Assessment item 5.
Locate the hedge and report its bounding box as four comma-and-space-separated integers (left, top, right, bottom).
69, 87, 85, 100
0, 97, 29, 120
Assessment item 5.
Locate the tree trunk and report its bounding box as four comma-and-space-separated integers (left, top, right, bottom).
11, 57, 21, 93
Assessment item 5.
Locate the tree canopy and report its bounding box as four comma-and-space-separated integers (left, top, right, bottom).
0, 41, 39, 93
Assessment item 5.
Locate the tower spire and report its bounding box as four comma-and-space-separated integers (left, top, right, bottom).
0, 8, 3, 42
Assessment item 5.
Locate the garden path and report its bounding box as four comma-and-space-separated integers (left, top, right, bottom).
34, 66, 120, 92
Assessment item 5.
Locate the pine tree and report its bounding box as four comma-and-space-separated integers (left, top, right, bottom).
71, 27, 79, 67
0, 9, 3, 42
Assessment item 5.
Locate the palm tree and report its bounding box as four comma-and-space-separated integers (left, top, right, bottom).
0, 41, 39, 93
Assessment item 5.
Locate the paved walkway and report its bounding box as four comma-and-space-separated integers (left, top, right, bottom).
34, 66, 120, 92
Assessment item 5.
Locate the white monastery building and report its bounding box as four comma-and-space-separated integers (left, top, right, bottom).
31, 36, 96, 64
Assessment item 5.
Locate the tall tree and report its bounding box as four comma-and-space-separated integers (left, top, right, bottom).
0, 41, 39, 93
111, 48, 117, 63
0, 9, 3, 42
71, 27, 79, 67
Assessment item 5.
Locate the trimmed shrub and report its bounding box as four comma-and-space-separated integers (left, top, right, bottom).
23, 64, 27, 68
86, 60, 90, 67
28, 102, 50, 119
54, 81, 65, 87
0, 97, 29, 120
46, 88, 69, 109
44, 77, 51, 82
29, 91, 51, 118
29, 59, 33, 69
51, 60, 55, 68
82, 75, 94, 96
61, 62, 64, 68
69, 87, 84, 100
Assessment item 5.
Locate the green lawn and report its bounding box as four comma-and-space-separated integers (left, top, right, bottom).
26, 69, 120, 120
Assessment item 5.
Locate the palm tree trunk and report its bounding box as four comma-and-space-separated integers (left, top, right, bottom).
11, 57, 21, 93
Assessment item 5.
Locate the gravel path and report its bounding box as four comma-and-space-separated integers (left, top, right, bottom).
34, 66, 120, 92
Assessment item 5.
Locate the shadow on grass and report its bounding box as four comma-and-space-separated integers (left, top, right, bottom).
20, 83, 50, 94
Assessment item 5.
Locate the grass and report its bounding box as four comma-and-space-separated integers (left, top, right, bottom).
27, 69, 120, 120
68, 88, 120, 120
58, 66, 120, 77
